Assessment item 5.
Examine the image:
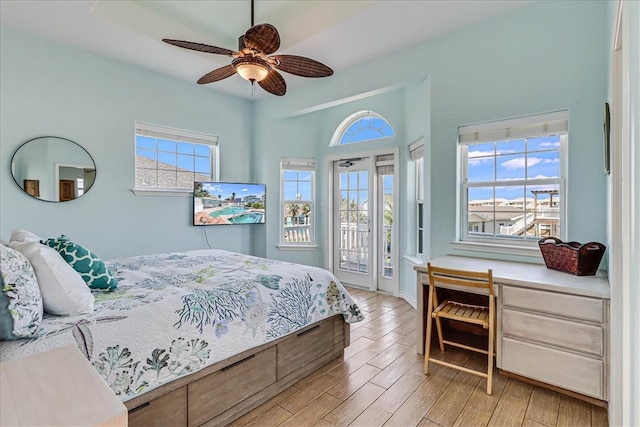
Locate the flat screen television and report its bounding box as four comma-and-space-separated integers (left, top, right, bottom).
193, 181, 266, 226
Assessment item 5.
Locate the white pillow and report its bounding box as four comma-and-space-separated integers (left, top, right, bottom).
10, 229, 43, 244
8, 240, 94, 316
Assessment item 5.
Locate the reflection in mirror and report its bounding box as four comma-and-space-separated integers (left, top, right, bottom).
11, 136, 97, 202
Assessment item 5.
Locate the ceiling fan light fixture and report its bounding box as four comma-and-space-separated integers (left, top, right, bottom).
233, 57, 269, 82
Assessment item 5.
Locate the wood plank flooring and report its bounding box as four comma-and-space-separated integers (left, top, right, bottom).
232, 288, 608, 427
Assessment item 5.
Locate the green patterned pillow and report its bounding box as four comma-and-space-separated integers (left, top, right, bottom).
0, 244, 43, 340
41, 236, 117, 291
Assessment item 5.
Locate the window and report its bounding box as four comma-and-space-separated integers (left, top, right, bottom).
410, 139, 425, 256
280, 158, 315, 247
459, 111, 567, 247
134, 122, 218, 194
330, 111, 395, 146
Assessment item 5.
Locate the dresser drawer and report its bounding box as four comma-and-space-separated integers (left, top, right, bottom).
188, 346, 277, 427
502, 308, 604, 357
502, 337, 603, 399
128, 386, 187, 427
501, 286, 603, 323
277, 319, 335, 380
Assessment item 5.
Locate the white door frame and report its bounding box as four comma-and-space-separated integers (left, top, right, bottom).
324, 147, 399, 295
608, 1, 639, 425
55, 162, 94, 201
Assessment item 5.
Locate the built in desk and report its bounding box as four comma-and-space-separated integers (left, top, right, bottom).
415, 255, 610, 404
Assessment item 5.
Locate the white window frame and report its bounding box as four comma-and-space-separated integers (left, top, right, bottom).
329, 110, 395, 146
454, 111, 568, 255
410, 139, 425, 257
133, 122, 219, 196
278, 158, 316, 250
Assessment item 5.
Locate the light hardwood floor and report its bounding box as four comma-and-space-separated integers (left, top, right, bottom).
231, 288, 608, 427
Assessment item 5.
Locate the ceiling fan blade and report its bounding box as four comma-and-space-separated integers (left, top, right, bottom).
163, 39, 236, 56
197, 65, 237, 84
271, 55, 333, 78
243, 24, 280, 55
258, 70, 286, 96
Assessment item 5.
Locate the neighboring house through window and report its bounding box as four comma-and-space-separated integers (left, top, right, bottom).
134, 122, 219, 194
280, 158, 315, 247
458, 110, 567, 248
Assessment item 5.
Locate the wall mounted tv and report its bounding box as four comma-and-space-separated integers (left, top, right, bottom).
194, 182, 266, 226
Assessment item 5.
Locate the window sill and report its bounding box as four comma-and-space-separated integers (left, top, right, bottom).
403, 255, 424, 266
450, 241, 543, 258
131, 189, 191, 197
276, 244, 318, 251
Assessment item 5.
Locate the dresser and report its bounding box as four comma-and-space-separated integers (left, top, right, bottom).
0, 345, 127, 427
415, 256, 610, 403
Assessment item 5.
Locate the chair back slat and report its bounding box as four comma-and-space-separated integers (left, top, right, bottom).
427, 263, 494, 296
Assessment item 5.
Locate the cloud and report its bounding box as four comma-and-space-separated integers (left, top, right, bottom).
501, 157, 559, 169
468, 150, 493, 166
538, 142, 560, 148
242, 188, 248, 192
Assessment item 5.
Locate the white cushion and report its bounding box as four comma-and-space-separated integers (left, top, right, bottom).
8, 240, 94, 316
10, 229, 43, 244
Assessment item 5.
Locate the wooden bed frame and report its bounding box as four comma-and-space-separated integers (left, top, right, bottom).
125, 315, 350, 427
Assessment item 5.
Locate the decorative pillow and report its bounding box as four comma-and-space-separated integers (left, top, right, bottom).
41, 235, 118, 291
10, 229, 43, 244
8, 240, 94, 316
0, 244, 43, 340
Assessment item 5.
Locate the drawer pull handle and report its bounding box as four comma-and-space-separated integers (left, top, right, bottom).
128, 402, 150, 414
221, 354, 255, 371
297, 325, 321, 337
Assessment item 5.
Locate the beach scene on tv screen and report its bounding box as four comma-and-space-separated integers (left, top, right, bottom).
194, 182, 265, 225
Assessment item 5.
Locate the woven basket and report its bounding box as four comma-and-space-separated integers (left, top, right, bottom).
538, 237, 606, 276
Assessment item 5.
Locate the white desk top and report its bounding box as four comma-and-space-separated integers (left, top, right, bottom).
415, 255, 610, 299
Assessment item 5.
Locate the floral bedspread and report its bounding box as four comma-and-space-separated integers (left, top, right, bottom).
0, 249, 364, 402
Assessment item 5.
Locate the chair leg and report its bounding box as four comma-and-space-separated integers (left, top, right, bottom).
486, 299, 496, 395
424, 286, 435, 375
435, 316, 445, 352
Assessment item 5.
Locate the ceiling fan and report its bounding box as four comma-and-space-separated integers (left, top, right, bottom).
162, 0, 333, 96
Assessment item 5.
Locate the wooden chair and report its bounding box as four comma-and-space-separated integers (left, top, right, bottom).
423, 262, 496, 394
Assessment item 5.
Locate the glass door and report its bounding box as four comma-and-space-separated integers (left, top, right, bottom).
333, 158, 373, 288
377, 163, 395, 293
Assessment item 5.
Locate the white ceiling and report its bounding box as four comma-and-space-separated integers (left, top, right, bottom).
0, 0, 534, 99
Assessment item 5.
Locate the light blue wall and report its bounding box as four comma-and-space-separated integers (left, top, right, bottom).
1, 1, 609, 305
252, 0, 609, 301
0, 27, 255, 258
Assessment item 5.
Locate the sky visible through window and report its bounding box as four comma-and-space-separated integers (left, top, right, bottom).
467, 135, 561, 202
283, 171, 312, 200
340, 117, 394, 145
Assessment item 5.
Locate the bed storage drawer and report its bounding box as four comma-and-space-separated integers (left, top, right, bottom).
188, 346, 277, 427
128, 386, 187, 427
502, 337, 604, 399
276, 318, 335, 380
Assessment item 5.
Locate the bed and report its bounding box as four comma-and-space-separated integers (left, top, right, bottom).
0, 248, 364, 426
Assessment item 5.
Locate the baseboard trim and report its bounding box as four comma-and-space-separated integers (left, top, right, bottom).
498, 369, 608, 409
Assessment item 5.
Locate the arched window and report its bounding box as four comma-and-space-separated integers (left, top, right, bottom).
330, 111, 395, 146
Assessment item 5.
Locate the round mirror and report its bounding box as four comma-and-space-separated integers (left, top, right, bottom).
10, 136, 96, 202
